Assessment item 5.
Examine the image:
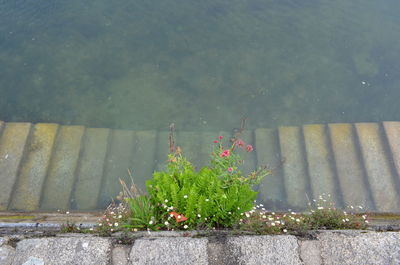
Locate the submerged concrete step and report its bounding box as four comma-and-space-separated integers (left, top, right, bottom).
328, 124, 373, 210
131, 130, 158, 191
278, 126, 309, 210
303, 124, 340, 206
40, 126, 85, 210
9, 124, 59, 211
239, 130, 257, 176
1, 120, 400, 213
154, 131, 170, 171
355, 123, 400, 212
0, 123, 31, 211
98, 130, 136, 208
72, 128, 111, 210
254, 128, 286, 209
383, 122, 400, 179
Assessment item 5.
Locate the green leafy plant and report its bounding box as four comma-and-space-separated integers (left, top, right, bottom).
145, 129, 270, 230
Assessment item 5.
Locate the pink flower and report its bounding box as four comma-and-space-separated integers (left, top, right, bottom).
213, 140, 219, 143
218, 136, 223, 140
227, 167, 233, 173
235, 139, 245, 147
220, 149, 230, 158
246, 145, 253, 152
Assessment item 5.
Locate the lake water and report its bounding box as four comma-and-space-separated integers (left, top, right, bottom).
1, 0, 400, 131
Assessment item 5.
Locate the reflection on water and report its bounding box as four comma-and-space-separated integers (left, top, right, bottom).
1, 0, 400, 130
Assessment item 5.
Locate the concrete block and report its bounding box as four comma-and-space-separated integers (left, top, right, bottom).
318, 231, 400, 265
226, 235, 303, 265
254, 128, 286, 208
12, 237, 111, 265
131, 130, 157, 191
299, 240, 322, 265
99, 129, 135, 208
355, 123, 400, 211
0, 123, 31, 210
0, 237, 15, 265
129, 237, 208, 265
279, 126, 309, 209
9, 123, 59, 211
40, 126, 85, 210
328, 124, 373, 209
73, 128, 111, 210
383, 121, 400, 178
303, 124, 339, 205
112, 245, 129, 265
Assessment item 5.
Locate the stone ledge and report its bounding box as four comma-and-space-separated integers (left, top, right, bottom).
1, 231, 400, 265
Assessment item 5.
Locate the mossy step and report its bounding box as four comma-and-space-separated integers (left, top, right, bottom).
0, 123, 31, 210
9, 123, 59, 211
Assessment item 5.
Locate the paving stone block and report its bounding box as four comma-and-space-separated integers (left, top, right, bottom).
131, 130, 157, 191
40, 126, 85, 210
73, 128, 111, 210
12, 237, 111, 265
0, 123, 32, 210
226, 235, 303, 265
254, 128, 286, 208
383, 121, 400, 178
318, 231, 400, 265
279, 126, 309, 209
99, 130, 135, 208
328, 124, 373, 210
9, 123, 59, 211
129, 237, 208, 265
355, 123, 400, 211
303, 124, 339, 205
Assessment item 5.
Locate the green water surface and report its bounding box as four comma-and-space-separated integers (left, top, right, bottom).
1, 0, 400, 130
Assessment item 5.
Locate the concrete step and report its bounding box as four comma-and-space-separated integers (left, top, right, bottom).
254, 128, 286, 209
9, 124, 59, 211
0, 120, 400, 212
98, 130, 136, 208
131, 130, 158, 191
355, 123, 400, 212
328, 124, 373, 210
383, 122, 400, 180
0, 123, 32, 210
303, 124, 340, 206
40, 126, 85, 210
72, 128, 111, 210
278, 126, 309, 210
